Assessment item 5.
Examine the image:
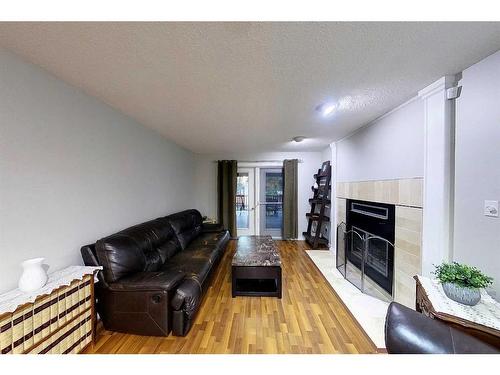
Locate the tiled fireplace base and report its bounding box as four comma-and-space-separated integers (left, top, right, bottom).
336, 178, 423, 308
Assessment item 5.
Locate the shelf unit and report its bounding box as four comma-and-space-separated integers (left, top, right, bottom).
303, 161, 332, 248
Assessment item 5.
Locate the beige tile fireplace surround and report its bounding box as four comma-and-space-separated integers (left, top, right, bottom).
336, 178, 423, 308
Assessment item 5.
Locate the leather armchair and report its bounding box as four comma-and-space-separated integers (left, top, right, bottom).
385, 302, 498, 354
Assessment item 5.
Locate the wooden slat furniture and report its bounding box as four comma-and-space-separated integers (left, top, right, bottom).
415, 276, 500, 349
303, 161, 332, 248
0, 267, 100, 354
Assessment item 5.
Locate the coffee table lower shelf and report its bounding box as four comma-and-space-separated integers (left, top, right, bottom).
232, 266, 282, 298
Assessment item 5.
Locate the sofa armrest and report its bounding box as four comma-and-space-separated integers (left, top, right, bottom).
385, 302, 498, 354
108, 270, 185, 292
202, 223, 224, 233
171, 277, 202, 312
81, 243, 109, 288
98, 271, 185, 336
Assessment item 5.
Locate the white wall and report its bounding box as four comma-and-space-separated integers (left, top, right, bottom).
336, 98, 425, 182
321, 146, 332, 165
454, 50, 500, 298
0, 48, 196, 293
194, 151, 323, 239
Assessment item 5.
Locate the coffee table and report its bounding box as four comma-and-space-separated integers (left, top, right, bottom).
232, 236, 282, 298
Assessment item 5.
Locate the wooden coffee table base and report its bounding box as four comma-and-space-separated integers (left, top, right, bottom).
232, 266, 282, 298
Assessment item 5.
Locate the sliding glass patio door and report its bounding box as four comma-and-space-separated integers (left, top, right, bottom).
236, 168, 255, 236
258, 168, 283, 238
236, 166, 283, 238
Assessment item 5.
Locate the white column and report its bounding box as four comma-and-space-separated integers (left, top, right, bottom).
418, 76, 458, 276
329, 142, 337, 255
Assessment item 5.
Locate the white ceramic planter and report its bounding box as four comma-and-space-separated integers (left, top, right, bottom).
18, 258, 48, 292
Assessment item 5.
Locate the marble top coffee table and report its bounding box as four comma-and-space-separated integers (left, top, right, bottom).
232, 236, 282, 298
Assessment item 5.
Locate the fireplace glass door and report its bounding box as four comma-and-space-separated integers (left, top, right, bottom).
340, 226, 393, 302
338, 199, 396, 303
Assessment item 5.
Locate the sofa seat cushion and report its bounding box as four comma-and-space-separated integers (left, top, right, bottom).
194, 247, 222, 268
161, 252, 212, 285
188, 231, 229, 262
182, 246, 219, 264
189, 230, 228, 248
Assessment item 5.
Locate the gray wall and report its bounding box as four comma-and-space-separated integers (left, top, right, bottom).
336, 98, 425, 182
194, 151, 323, 238
0, 48, 196, 293
454, 50, 500, 298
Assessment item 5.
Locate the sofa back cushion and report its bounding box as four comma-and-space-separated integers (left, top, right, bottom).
96, 217, 181, 283
166, 209, 203, 250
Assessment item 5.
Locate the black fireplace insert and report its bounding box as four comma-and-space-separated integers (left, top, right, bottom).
345, 199, 395, 295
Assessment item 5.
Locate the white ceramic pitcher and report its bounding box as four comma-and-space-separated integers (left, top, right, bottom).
18, 258, 48, 292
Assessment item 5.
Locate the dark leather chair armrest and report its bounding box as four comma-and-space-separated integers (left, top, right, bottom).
385, 302, 498, 354
108, 270, 185, 292
202, 223, 224, 233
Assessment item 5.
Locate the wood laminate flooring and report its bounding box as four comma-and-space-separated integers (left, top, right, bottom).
84, 240, 377, 354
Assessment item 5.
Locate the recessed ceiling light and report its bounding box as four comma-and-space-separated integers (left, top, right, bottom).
315, 102, 336, 117
292, 136, 306, 143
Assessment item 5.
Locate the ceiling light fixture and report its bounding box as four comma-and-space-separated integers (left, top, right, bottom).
315, 102, 336, 117
292, 136, 306, 143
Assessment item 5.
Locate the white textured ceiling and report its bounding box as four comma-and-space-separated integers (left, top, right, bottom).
1, 22, 500, 153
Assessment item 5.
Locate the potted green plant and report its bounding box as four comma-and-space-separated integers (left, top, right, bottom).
434, 262, 493, 306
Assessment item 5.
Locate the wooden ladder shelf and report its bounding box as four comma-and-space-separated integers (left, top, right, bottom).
303, 160, 332, 248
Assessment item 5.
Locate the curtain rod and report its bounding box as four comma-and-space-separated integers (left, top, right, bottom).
213, 159, 303, 163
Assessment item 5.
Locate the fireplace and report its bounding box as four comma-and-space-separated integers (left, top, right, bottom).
340, 199, 395, 297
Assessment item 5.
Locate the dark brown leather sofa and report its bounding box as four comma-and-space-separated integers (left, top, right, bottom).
385, 302, 498, 353
81, 209, 229, 337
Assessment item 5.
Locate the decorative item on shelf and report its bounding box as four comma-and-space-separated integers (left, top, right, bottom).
434, 262, 493, 306
18, 257, 48, 292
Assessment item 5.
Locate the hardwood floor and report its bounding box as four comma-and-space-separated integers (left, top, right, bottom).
84, 240, 377, 354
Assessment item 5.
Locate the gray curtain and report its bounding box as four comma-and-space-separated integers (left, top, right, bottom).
217, 160, 237, 238
282, 159, 298, 239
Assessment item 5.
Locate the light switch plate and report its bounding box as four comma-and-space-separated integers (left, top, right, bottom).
484, 200, 499, 217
